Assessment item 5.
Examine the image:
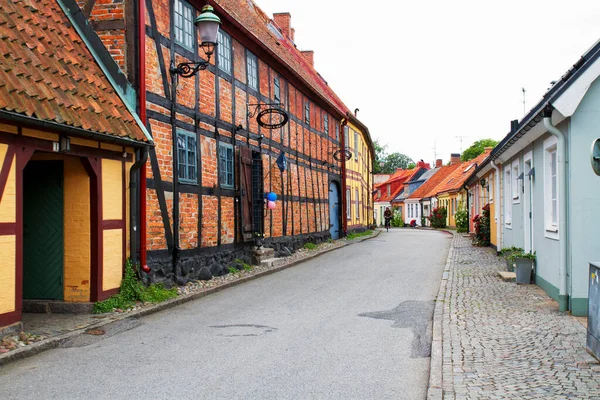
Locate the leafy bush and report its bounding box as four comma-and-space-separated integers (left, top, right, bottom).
391, 209, 404, 227
347, 230, 372, 239
303, 242, 317, 250
472, 204, 491, 246
454, 205, 469, 233
93, 259, 177, 314
428, 207, 447, 228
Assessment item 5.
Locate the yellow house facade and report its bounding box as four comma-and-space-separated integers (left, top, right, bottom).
344, 114, 375, 232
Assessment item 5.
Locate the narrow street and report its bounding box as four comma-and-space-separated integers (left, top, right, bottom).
0, 229, 450, 400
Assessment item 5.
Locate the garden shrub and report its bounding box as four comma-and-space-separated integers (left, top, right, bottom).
428, 207, 447, 228
472, 204, 491, 246
454, 204, 469, 233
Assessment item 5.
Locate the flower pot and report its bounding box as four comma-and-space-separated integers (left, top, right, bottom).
514, 257, 534, 284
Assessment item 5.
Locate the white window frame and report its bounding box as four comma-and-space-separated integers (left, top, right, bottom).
504, 165, 512, 227
346, 188, 351, 220
544, 136, 559, 239
246, 51, 258, 90
173, 0, 195, 50
512, 159, 520, 203
217, 30, 232, 74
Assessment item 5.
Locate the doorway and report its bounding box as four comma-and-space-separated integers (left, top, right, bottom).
523, 153, 533, 253
23, 160, 64, 300
329, 181, 340, 239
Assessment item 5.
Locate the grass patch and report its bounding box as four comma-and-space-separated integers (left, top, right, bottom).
303, 242, 317, 250
347, 230, 372, 240
234, 258, 253, 271
93, 260, 178, 314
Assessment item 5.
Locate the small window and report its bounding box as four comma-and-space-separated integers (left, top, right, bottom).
544, 136, 559, 238
355, 188, 359, 219
304, 102, 310, 124
354, 131, 358, 161
335, 123, 339, 141
218, 142, 234, 188
346, 188, 351, 220
387, 184, 390, 197
344, 126, 349, 149
177, 130, 197, 183
504, 166, 512, 226
217, 30, 232, 74
324, 115, 329, 135
246, 51, 258, 90
512, 160, 520, 202
174, 0, 194, 50
274, 76, 280, 103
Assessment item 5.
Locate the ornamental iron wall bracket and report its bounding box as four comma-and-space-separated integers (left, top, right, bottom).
170, 61, 211, 78
247, 103, 289, 129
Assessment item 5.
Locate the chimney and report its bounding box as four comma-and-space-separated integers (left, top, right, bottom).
290, 27, 295, 42
301, 50, 314, 67
435, 159, 443, 168
450, 153, 461, 165
273, 13, 292, 40
510, 119, 519, 133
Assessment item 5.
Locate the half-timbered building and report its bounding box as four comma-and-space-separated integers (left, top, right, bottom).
80, 0, 356, 283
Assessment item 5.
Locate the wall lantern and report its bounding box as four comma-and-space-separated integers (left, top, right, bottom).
170, 5, 221, 77
59, 136, 70, 153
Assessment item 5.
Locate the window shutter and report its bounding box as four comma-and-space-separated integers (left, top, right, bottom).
239, 147, 254, 239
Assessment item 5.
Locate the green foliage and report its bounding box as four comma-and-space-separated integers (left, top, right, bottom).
507, 250, 536, 263
347, 230, 372, 239
498, 246, 523, 256
472, 204, 491, 246
372, 140, 414, 174
407, 162, 416, 169
93, 259, 177, 314
391, 210, 404, 227
304, 242, 317, 250
454, 203, 469, 233
461, 139, 499, 161
227, 266, 238, 274
234, 258, 253, 271
428, 207, 447, 228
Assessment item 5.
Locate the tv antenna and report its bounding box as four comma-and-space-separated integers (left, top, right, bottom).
522, 87, 526, 116
455, 135, 468, 153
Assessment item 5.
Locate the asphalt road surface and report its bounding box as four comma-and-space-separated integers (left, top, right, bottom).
0, 229, 451, 400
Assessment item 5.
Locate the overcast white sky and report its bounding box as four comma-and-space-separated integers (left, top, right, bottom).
253, 0, 600, 164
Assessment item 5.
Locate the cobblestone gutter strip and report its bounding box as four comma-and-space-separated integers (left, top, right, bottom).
428, 233, 600, 400
427, 233, 455, 400
0, 231, 380, 367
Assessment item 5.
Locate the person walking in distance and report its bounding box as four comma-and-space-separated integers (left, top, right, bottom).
384, 207, 392, 232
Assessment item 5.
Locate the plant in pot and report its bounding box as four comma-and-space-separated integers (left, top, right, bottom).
499, 246, 523, 272
508, 250, 536, 284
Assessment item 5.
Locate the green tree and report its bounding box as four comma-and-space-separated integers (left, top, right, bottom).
381, 152, 414, 173
461, 139, 499, 161
373, 139, 388, 173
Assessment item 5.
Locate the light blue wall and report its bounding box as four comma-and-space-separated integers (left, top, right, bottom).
568, 76, 600, 310
502, 156, 525, 250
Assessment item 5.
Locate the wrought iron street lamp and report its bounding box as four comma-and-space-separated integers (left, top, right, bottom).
170, 5, 221, 265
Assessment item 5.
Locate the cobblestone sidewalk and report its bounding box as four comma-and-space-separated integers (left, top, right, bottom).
429, 233, 600, 399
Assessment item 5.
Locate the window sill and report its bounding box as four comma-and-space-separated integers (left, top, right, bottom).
505, 223, 512, 229
545, 228, 559, 240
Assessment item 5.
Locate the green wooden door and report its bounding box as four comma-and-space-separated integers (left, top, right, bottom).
23, 160, 64, 300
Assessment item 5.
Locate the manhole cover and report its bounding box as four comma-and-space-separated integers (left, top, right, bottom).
209, 324, 277, 337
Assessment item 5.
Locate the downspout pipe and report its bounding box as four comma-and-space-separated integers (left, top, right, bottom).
130, 147, 148, 270
340, 118, 348, 236
491, 159, 502, 251
138, 0, 149, 273
463, 184, 470, 233
543, 113, 569, 312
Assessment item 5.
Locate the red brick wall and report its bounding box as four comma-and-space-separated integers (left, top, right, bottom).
136, 0, 343, 255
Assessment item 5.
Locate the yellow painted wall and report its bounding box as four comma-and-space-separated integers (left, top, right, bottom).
22, 128, 59, 142
102, 159, 122, 220
0, 144, 16, 223
70, 137, 98, 147
0, 236, 15, 314
487, 171, 497, 247
103, 229, 123, 291
63, 158, 91, 302
125, 160, 132, 258
345, 122, 372, 227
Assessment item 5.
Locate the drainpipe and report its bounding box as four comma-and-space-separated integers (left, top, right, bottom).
138, 0, 149, 273
340, 118, 348, 236
543, 112, 568, 312
463, 184, 470, 233
130, 148, 148, 269
491, 159, 502, 251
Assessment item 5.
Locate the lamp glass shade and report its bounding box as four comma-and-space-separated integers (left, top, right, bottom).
196, 5, 221, 56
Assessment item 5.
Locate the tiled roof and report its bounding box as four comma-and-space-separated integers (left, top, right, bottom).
434, 150, 492, 195
408, 164, 461, 200
214, 0, 349, 115
0, 0, 149, 143
395, 167, 440, 202
375, 168, 421, 203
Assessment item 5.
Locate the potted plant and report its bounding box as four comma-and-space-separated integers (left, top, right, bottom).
508, 250, 536, 284
499, 246, 523, 272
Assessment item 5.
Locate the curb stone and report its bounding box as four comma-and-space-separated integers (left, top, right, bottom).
427, 231, 455, 400
0, 230, 380, 367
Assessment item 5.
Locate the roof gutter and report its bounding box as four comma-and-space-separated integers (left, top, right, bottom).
0, 110, 151, 148
543, 110, 569, 312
